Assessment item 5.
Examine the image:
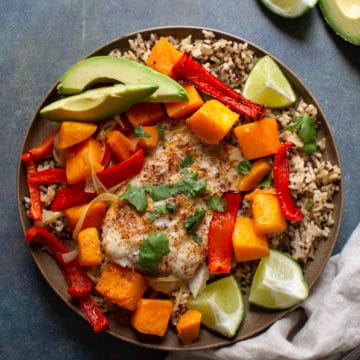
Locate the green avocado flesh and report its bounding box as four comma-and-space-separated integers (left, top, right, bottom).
40, 83, 158, 122
319, 0, 360, 45
57, 55, 188, 102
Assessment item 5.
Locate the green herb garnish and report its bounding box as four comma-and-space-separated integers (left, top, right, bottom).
180, 154, 194, 169
184, 209, 206, 235
206, 196, 227, 212
119, 184, 147, 214
138, 232, 170, 272
259, 170, 273, 188
156, 122, 165, 137
192, 233, 203, 244
285, 115, 317, 154
236, 160, 252, 174
176, 172, 207, 197
134, 125, 151, 138
148, 202, 177, 223
144, 184, 177, 201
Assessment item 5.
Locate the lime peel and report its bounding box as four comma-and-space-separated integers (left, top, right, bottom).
249, 249, 309, 310
187, 275, 245, 338
260, 0, 319, 18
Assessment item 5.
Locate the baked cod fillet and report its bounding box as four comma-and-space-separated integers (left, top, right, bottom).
101, 123, 243, 280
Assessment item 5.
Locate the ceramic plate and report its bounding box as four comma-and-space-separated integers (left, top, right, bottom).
17, 27, 343, 351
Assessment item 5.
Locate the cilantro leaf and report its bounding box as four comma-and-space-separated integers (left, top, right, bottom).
138, 232, 170, 272
206, 196, 227, 212
148, 202, 177, 224
134, 125, 151, 138
180, 154, 194, 169
144, 184, 177, 201
118, 184, 147, 214
184, 209, 206, 235
236, 160, 252, 174
156, 123, 165, 137
285, 115, 317, 154
192, 233, 202, 244
176, 172, 207, 197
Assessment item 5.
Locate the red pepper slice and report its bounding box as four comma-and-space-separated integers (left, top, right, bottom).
25, 226, 92, 297
21, 129, 59, 161
54, 253, 93, 298
21, 152, 43, 221
50, 149, 145, 211
28, 168, 67, 185
25, 226, 69, 254
172, 53, 267, 120
78, 294, 109, 333
273, 142, 303, 222
207, 191, 242, 274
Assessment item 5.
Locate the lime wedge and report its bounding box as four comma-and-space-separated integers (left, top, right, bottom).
249, 249, 309, 309
242, 55, 297, 108
260, 0, 318, 18
187, 275, 245, 338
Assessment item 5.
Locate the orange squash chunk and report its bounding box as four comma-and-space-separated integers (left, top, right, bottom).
176, 309, 202, 345
57, 121, 97, 149
165, 84, 204, 119
232, 217, 269, 262
136, 125, 159, 150
95, 264, 147, 311
147, 37, 182, 78
126, 102, 166, 127
65, 137, 104, 185
77, 227, 102, 267
64, 201, 106, 230
234, 118, 281, 160
106, 129, 133, 161
130, 298, 173, 337
187, 99, 239, 145
238, 158, 272, 191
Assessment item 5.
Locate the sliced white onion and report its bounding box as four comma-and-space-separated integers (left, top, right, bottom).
61, 248, 78, 263
34, 209, 64, 227
72, 192, 119, 240
188, 263, 209, 298
84, 152, 108, 195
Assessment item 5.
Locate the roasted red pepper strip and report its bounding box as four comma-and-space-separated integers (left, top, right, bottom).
54, 253, 93, 298
172, 53, 267, 120
207, 191, 242, 274
21, 152, 43, 221
25, 226, 92, 297
273, 142, 303, 222
50, 149, 145, 211
28, 168, 67, 185
78, 294, 109, 333
21, 129, 59, 161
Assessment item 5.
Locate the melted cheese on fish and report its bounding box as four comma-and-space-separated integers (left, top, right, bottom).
101, 123, 243, 280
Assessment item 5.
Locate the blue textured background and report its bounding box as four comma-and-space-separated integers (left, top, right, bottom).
1, 1, 359, 359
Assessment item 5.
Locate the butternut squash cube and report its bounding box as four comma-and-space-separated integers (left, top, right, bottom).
146, 37, 182, 78
106, 129, 133, 161
64, 201, 106, 231
77, 227, 102, 267
232, 217, 269, 262
57, 121, 97, 149
130, 298, 173, 337
187, 99, 239, 144
176, 309, 202, 345
234, 118, 281, 160
136, 125, 159, 150
95, 264, 147, 311
245, 189, 286, 234
165, 84, 204, 119
238, 158, 272, 191
126, 102, 166, 127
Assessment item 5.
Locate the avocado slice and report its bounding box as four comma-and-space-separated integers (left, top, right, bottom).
57, 56, 188, 102
319, 0, 360, 45
40, 83, 158, 122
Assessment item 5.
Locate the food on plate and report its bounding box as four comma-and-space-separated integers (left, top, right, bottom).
319, 0, 360, 45
21, 30, 341, 343
56, 55, 188, 102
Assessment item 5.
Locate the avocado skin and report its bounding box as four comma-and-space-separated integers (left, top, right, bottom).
40, 83, 158, 122
57, 56, 188, 102
319, 0, 360, 45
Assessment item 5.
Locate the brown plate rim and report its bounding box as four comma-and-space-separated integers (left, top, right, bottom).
16, 26, 344, 352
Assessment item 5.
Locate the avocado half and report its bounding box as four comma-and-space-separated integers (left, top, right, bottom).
57, 56, 188, 102
40, 83, 158, 122
319, 0, 360, 45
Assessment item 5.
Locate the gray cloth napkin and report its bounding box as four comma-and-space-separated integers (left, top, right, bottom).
167, 222, 360, 360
